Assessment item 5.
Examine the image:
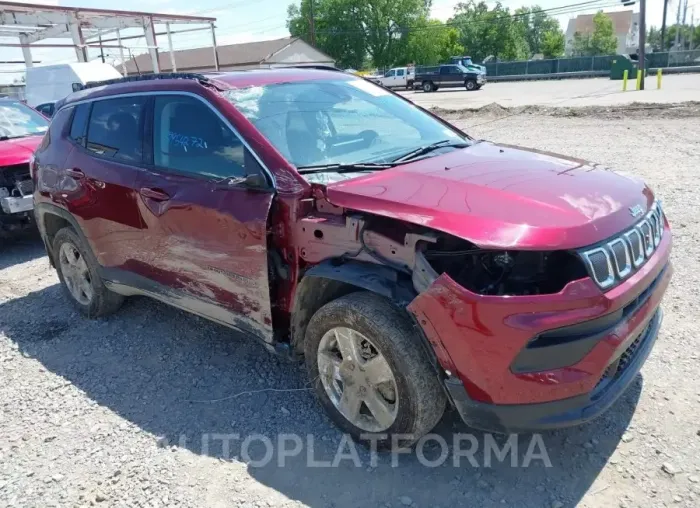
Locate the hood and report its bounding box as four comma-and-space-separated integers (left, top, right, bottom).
0, 135, 43, 167
325, 142, 654, 250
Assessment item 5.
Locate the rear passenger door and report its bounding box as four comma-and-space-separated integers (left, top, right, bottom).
135, 93, 275, 342
439, 66, 462, 87
59, 97, 147, 271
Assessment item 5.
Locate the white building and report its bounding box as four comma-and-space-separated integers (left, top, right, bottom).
565, 10, 640, 56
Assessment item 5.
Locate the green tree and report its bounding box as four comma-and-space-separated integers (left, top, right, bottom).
449, 1, 529, 62
287, 0, 431, 69
572, 11, 617, 56
541, 29, 565, 58
405, 18, 465, 65
513, 6, 564, 56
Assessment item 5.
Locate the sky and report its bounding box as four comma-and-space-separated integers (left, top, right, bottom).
0, 0, 694, 83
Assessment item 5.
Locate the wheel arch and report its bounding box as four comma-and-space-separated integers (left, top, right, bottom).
35, 203, 94, 268
290, 260, 415, 355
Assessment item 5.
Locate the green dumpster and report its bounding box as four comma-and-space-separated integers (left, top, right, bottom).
610, 55, 638, 80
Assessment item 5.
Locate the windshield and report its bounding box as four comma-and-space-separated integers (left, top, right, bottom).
224, 78, 470, 183
0, 101, 49, 139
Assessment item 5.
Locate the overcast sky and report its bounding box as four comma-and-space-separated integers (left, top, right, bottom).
0, 0, 692, 84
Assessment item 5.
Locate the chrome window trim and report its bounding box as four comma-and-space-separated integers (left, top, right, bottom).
56, 90, 276, 188
624, 229, 645, 268
608, 237, 632, 278
582, 247, 615, 289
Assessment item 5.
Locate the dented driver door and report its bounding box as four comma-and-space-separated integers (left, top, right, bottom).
131, 93, 275, 343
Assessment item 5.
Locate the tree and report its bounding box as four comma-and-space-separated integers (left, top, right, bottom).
541, 29, 565, 58
405, 18, 464, 65
513, 6, 564, 56
449, 1, 529, 62
287, 0, 431, 69
572, 11, 617, 56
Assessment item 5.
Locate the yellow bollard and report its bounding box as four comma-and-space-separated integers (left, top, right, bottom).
623, 70, 628, 91
636, 69, 642, 91
657, 68, 662, 89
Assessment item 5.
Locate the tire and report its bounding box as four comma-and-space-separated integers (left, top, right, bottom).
422, 81, 434, 93
53, 227, 124, 318
406, 80, 414, 91
466, 79, 477, 91
304, 292, 446, 448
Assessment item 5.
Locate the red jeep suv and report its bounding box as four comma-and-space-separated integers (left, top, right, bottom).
32, 70, 672, 446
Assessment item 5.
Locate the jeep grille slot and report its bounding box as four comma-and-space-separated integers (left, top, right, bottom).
581, 201, 664, 290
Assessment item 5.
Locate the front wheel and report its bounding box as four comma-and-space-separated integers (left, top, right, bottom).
406, 80, 414, 90
305, 292, 446, 449
465, 79, 477, 91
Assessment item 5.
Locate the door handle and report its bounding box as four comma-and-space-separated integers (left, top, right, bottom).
66, 168, 84, 178
139, 187, 171, 201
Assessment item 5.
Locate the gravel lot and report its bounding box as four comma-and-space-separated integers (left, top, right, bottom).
1, 111, 699, 508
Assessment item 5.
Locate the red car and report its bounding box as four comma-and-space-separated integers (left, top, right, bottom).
32, 70, 671, 446
0, 98, 48, 237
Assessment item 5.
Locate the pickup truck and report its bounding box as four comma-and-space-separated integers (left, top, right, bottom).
414, 64, 485, 92
367, 67, 415, 90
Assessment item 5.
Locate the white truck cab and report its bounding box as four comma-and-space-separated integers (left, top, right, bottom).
370, 67, 415, 89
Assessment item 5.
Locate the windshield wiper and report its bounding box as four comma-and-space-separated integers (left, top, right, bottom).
297, 162, 396, 175
0, 133, 40, 141
392, 140, 470, 163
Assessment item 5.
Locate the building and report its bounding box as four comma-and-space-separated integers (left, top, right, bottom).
565, 10, 640, 56
124, 37, 335, 74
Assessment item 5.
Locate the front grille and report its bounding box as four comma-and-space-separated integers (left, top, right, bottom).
0, 163, 32, 198
581, 201, 665, 290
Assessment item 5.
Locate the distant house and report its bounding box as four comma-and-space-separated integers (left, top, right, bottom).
565, 10, 640, 56
124, 36, 335, 74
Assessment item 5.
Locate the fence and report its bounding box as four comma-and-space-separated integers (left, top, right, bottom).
484, 50, 700, 78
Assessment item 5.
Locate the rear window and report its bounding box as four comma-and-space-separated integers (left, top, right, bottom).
86, 97, 146, 163
69, 103, 90, 146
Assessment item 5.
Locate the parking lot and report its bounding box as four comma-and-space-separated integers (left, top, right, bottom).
1, 104, 699, 508
401, 73, 700, 110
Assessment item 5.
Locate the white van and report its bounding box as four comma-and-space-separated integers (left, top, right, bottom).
25, 63, 122, 108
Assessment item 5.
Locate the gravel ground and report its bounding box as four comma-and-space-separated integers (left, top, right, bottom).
1, 112, 699, 508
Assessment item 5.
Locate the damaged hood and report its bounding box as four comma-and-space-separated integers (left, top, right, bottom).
325, 142, 654, 250
0, 135, 42, 167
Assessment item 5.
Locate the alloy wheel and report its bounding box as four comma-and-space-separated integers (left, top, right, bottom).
317, 326, 399, 432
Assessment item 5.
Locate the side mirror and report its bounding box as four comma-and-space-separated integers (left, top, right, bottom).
217, 173, 269, 190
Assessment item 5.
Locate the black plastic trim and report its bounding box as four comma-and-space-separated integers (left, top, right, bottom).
510, 266, 666, 374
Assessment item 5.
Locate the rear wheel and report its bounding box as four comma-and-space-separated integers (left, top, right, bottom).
305, 292, 446, 448
422, 81, 434, 93
53, 227, 124, 318
466, 79, 477, 91
406, 80, 414, 90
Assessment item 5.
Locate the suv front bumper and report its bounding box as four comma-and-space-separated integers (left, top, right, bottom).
408, 224, 672, 432
444, 308, 662, 433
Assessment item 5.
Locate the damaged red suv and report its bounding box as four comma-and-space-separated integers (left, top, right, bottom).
32, 70, 672, 446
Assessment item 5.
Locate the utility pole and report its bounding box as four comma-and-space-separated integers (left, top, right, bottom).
661, 0, 669, 50
675, 0, 682, 49
309, 0, 316, 46
639, 0, 646, 89
681, 0, 688, 49
99, 34, 105, 63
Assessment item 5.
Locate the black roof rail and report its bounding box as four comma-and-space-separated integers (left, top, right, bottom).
274, 64, 343, 72
76, 72, 220, 91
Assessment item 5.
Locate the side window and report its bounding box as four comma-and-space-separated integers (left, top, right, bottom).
385, 70, 395, 77
440, 67, 450, 75
69, 103, 90, 146
86, 97, 146, 162
153, 95, 258, 179
396, 69, 405, 77
451, 66, 462, 75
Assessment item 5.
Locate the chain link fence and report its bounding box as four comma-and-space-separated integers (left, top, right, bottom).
484, 50, 700, 77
